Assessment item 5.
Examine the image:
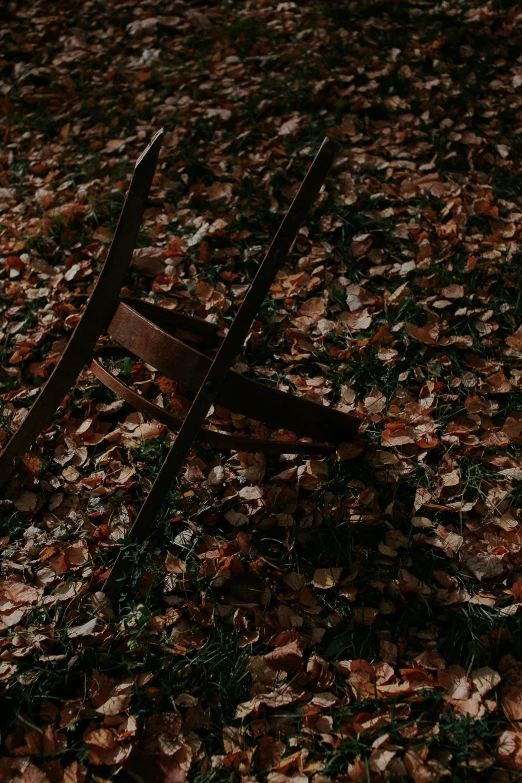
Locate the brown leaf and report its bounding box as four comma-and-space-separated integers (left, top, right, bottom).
84, 726, 117, 749
369, 748, 396, 774
104, 138, 127, 153
382, 425, 415, 446
67, 618, 98, 639
283, 572, 306, 591
337, 442, 364, 460
340, 309, 372, 332
16, 764, 50, 783
353, 607, 379, 625
480, 371, 512, 394
238, 485, 263, 500
441, 284, 464, 299
364, 388, 386, 415
461, 549, 504, 581
235, 685, 304, 719
264, 639, 303, 672
13, 490, 38, 513
132, 247, 167, 276
312, 567, 342, 589
504, 413, 522, 442
95, 678, 133, 716
297, 297, 326, 322
502, 687, 522, 721
256, 736, 286, 770
206, 182, 233, 201
278, 115, 301, 136
471, 667, 501, 696
2, 580, 43, 605
63, 762, 87, 783
125, 752, 188, 783
89, 741, 132, 766
506, 326, 522, 350
166, 553, 186, 574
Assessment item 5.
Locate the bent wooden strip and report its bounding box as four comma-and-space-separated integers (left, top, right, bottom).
120, 297, 220, 348
90, 358, 334, 456
108, 299, 360, 444
0, 131, 164, 487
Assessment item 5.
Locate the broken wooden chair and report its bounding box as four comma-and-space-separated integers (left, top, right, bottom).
0, 130, 359, 600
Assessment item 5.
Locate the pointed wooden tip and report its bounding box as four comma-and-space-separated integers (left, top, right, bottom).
319, 136, 341, 158
135, 128, 164, 172
325, 135, 341, 152
130, 129, 164, 196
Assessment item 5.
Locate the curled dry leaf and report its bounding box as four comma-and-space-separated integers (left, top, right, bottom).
312, 568, 342, 589
264, 639, 303, 673
206, 182, 233, 201
13, 490, 38, 513
132, 247, 168, 276
95, 678, 134, 716
67, 618, 98, 638
235, 685, 304, 719
340, 309, 372, 332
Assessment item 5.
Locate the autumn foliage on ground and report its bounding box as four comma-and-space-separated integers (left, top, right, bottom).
1, 0, 522, 781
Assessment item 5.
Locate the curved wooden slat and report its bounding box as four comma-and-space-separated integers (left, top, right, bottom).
120, 297, 220, 348
108, 300, 360, 444
0, 131, 164, 487
90, 358, 335, 455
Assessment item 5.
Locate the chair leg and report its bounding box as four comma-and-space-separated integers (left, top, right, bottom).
102, 137, 341, 602
0, 130, 164, 487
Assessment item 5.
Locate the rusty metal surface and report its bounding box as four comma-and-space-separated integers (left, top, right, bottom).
0, 130, 164, 487
108, 299, 360, 443
103, 137, 342, 600
91, 358, 335, 456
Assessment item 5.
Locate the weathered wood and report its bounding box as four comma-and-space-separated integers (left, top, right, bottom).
102, 137, 342, 601
0, 130, 164, 486
107, 299, 359, 443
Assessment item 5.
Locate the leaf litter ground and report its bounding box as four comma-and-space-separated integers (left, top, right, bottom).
1, 1, 522, 781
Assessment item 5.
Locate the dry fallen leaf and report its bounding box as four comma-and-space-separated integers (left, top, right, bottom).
353, 607, 380, 625
206, 182, 233, 201
312, 568, 342, 589
132, 247, 168, 276
506, 326, 522, 350
13, 490, 38, 513
264, 639, 303, 672
471, 666, 501, 696
340, 309, 373, 332
68, 618, 98, 638
278, 114, 301, 136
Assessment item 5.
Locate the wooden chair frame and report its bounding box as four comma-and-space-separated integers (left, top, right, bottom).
0, 130, 359, 600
